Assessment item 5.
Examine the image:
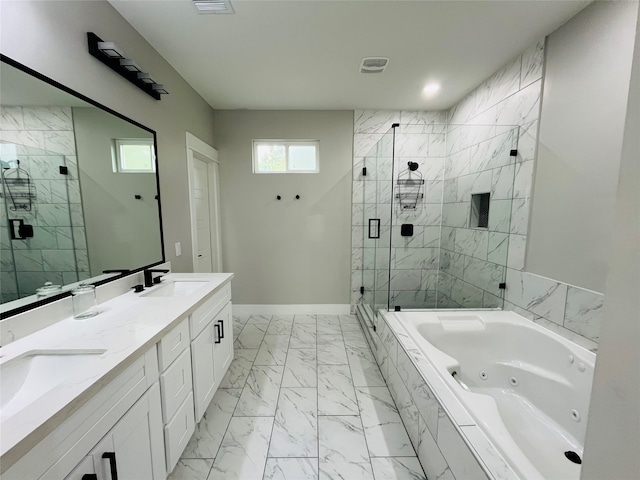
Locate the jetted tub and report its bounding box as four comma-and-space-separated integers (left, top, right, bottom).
389, 310, 595, 480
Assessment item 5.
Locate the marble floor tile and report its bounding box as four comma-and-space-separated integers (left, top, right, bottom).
342, 331, 369, 349
254, 335, 290, 366
264, 458, 318, 480
294, 314, 317, 324
318, 416, 373, 480
268, 388, 318, 457
235, 324, 268, 349
219, 349, 258, 389
317, 322, 342, 335
316, 315, 342, 335
355, 387, 415, 457
370, 457, 426, 480
169, 459, 213, 480
318, 364, 358, 415
235, 365, 284, 416
266, 317, 294, 335
290, 323, 317, 349
347, 349, 386, 387
248, 314, 272, 324
282, 348, 317, 388
208, 416, 274, 480
317, 335, 348, 365
182, 389, 242, 458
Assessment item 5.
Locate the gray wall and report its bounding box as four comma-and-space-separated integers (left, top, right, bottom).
0, 0, 216, 273
214, 110, 353, 305
582, 5, 640, 478
72, 107, 162, 276
526, 1, 638, 292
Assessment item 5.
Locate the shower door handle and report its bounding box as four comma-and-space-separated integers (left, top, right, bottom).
368, 219, 381, 239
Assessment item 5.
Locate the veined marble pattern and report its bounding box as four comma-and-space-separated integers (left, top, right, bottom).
22, 107, 73, 131
171, 314, 423, 480
563, 286, 603, 342
505, 269, 568, 325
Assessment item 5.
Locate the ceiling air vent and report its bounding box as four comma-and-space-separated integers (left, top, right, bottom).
192, 0, 235, 14
360, 57, 389, 74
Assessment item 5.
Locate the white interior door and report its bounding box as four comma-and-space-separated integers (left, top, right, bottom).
192, 154, 213, 273
186, 132, 222, 273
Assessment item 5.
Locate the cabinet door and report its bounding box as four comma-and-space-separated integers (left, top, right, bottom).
191, 322, 218, 422
213, 303, 234, 381
64, 457, 96, 480
91, 384, 165, 480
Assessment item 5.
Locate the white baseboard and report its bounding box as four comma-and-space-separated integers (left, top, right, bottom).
232, 304, 351, 316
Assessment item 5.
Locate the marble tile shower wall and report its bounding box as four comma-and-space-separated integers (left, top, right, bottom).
350, 38, 604, 348
351, 110, 448, 311
0, 106, 90, 301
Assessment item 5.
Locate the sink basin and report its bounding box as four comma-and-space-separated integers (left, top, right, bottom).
142, 281, 208, 298
0, 349, 106, 419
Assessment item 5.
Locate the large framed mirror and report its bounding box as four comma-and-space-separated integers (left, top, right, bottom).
0, 55, 165, 317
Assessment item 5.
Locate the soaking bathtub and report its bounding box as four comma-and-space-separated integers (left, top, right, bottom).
387, 310, 595, 480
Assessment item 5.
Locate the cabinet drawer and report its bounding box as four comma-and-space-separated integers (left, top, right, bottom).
158, 318, 190, 371
164, 393, 195, 474
160, 348, 193, 423
190, 282, 231, 338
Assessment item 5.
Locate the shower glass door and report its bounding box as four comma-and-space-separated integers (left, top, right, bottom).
0, 142, 80, 302
360, 128, 395, 318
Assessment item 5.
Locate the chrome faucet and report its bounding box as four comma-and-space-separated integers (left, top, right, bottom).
144, 268, 169, 288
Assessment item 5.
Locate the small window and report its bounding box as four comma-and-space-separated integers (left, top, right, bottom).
113, 139, 156, 173
252, 140, 319, 173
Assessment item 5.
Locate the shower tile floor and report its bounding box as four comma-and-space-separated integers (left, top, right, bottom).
168, 314, 426, 480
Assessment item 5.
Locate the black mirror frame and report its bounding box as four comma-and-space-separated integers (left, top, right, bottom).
0, 54, 166, 319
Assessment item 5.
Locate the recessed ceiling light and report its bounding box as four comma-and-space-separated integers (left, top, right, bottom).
193, 0, 235, 14
422, 82, 441, 96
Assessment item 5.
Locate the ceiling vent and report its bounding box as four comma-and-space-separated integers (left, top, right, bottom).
192, 0, 235, 14
360, 57, 389, 74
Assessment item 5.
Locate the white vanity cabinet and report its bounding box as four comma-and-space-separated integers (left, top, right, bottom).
86, 383, 165, 480
158, 318, 196, 473
1, 275, 234, 480
4, 348, 163, 480
190, 283, 233, 422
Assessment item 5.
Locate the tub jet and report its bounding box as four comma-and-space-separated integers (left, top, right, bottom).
564, 451, 582, 464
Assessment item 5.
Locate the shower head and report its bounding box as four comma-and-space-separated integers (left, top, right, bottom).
408, 162, 419, 171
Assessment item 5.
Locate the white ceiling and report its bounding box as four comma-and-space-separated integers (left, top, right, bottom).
110, 0, 589, 111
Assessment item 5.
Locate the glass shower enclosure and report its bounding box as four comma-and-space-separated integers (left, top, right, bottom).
358, 122, 521, 324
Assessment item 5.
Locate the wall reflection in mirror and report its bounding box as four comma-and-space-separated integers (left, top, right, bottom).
0, 60, 164, 308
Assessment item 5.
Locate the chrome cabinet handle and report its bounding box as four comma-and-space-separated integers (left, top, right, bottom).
102, 452, 118, 480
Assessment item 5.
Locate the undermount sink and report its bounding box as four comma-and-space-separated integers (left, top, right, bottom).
0, 349, 106, 419
141, 280, 208, 298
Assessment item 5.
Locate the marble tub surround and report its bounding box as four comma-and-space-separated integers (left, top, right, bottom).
0, 272, 232, 469
359, 309, 519, 480
504, 269, 603, 351
171, 313, 426, 480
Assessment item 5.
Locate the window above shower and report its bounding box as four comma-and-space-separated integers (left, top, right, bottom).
252, 140, 319, 173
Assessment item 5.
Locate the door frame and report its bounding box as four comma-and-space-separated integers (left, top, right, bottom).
186, 132, 222, 272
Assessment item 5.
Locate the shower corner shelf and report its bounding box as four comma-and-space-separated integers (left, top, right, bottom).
395, 178, 425, 210
2, 163, 36, 211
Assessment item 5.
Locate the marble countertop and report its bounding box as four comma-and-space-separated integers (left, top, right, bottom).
0, 273, 233, 469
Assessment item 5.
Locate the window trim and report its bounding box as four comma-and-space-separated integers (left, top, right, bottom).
252, 140, 319, 174
113, 138, 156, 173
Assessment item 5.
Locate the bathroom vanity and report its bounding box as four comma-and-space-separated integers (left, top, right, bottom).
0, 273, 233, 479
